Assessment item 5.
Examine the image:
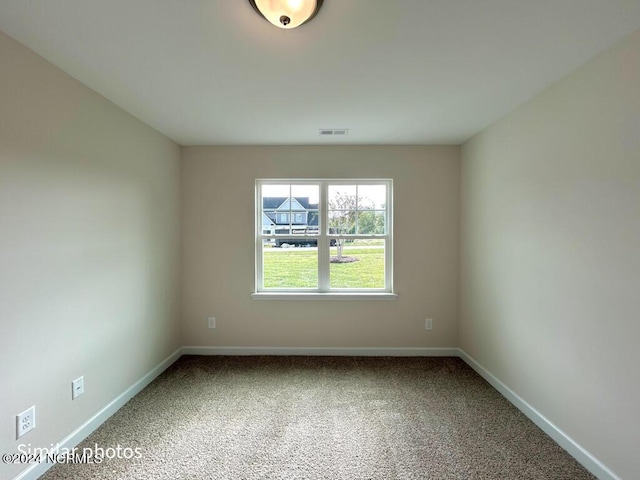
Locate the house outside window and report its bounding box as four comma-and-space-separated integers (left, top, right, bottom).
255, 179, 393, 295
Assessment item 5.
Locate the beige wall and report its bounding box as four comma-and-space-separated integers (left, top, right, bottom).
460, 30, 640, 480
0, 32, 181, 479
181, 146, 460, 348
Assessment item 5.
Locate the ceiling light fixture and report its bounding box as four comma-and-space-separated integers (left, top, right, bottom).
248, 0, 323, 29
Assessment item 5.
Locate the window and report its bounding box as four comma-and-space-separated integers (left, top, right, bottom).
255, 179, 393, 296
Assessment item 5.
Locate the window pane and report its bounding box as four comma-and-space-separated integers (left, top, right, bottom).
262, 184, 291, 199
330, 239, 385, 289
328, 185, 357, 210
291, 184, 319, 210
357, 211, 386, 234
328, 185, 357, 235
357, 185, 387, 210
262, 184, 319, 237
263, 239, 318, 288
305, 210, 319, 234
328, 209, 356, 235
262, 184, 290, 233
262, 210, 277, 233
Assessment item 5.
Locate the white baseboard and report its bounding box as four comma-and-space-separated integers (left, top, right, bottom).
181, 346, 460, 357
457, 349, 620, 480
13, 347, 182, 480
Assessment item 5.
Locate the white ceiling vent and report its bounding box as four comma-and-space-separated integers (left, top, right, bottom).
319, 129, 349, 136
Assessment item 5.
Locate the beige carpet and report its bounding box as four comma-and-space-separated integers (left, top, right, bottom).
42, 356, 595, 479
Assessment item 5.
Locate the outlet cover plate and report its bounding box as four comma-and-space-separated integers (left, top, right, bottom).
425, 318, 433, 330
208, 317, 216, 328
16, 405, 36, 439
72, 376, 84, 400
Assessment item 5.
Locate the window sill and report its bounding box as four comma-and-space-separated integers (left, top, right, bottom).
251, 292, 398, 301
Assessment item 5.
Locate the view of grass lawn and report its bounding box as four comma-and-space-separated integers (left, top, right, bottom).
263, 249, 318, 288
330, 247, 384, 288
263, 245, 385, 289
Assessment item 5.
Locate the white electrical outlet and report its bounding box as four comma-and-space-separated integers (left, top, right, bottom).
72, 376, 84, 400
208, 317, 216, 329
16, 406, 36, 439
425, 318, 433, 331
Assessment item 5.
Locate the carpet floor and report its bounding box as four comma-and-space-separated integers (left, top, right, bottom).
41, 356, 595, 479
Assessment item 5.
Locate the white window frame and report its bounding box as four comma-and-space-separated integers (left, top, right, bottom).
253, 179, 396, 300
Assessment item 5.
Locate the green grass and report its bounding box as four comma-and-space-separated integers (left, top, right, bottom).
330, 247, 384, 288
263, 247, 384, 289
263, 249, 318, 288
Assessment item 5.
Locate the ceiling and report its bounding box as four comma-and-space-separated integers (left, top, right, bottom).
1, 1, 640, 146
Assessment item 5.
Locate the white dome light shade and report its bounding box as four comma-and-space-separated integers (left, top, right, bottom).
249, 0, 323, 29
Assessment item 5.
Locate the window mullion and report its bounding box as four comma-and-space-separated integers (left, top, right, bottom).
255, 181, 263, 291
385, 180, 392, 292
318, 181, 329, 291
288, 184, 292, 235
